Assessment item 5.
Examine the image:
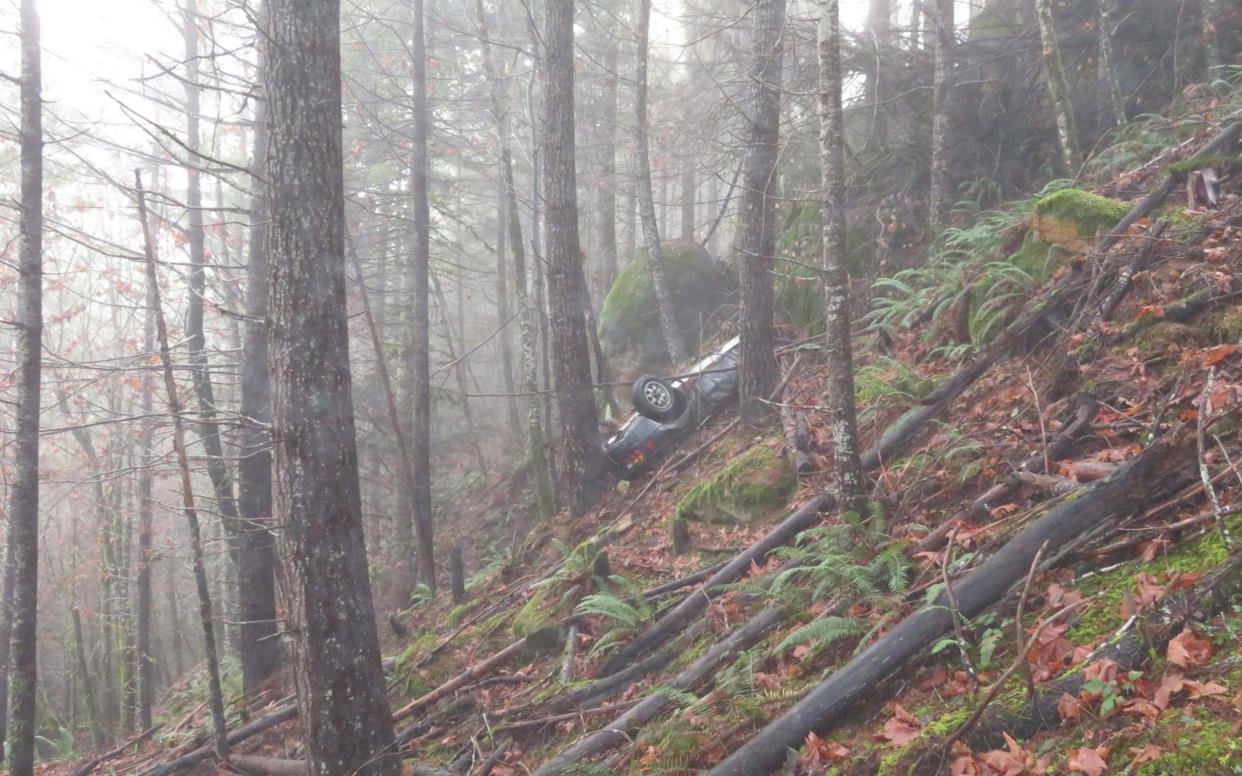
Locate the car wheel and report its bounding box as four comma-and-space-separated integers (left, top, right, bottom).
632, 375, 685, 422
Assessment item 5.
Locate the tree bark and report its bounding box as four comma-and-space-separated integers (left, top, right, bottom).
927, 0, 954, 233
406, 0, 436, 596
735, 0, 785, 423
7, 3, 42, 771
819, 0, 866, 515
135, 171, 230, 762
1036, 0, 1082, 173
263, 0, 400, 771
543, 0, 608, 513
634, 0, 688, 364
235, 28, 282, 692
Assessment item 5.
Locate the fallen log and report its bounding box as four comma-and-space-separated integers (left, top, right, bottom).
533, 606, 785, 775
936, 552, 1242, 767
1098, 122, 1241, 253
393, 633, 544, 723
71, 725, 160, 776
706, 429, 1194, 776
139, 704, 299, 776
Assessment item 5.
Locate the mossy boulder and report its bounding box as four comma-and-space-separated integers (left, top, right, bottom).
510, 588, 557, 640
675, 444, 797, 525
1032, 189, 1129, 253
598, 240, 732, 380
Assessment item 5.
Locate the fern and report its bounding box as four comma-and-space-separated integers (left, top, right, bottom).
777, 616, 866, 655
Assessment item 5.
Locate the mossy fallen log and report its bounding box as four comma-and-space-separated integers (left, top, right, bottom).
706, 429, 1195, 776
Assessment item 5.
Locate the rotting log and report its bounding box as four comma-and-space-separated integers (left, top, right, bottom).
971, 555, 1242, 744
706, 429, 1195, 776
533, 606, 785, 775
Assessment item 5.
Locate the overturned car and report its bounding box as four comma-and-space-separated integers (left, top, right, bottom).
602, 335, 740, 479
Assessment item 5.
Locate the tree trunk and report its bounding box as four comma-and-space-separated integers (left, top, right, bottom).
476, 0, 556, 519
236, 42, 282, 691
679, 158, 695, 242
819, 0, 866, 515
543, 0, 608, 513
1097, 0, 1126, 128
597, 21, 620, 294
406, 0, 436, 596
0, 520, 17, 759
135, 171, 230, 762
928, 0, 954, 233
735, 0, 784, 423
494, 183, 522, 438
634, 0, 688, 364
136, 277, 156, 732
263, 0, 400, 771
181, 0, 255, 679
8, 3, 42, 771
1036, 0, 1082, 173
864, 0, 892, 146
72, 607, 107, 748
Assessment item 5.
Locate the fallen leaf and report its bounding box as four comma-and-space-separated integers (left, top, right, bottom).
1068, 746, 1108, 775
1129, 744, 1163, 766
1058, 691, 1082, 721
1168, 628, 1213, 668
1183, 679, 1228, 699
879, 703, 922, 746
1202, 344, 1239, 367
1154, 673, 1186, 709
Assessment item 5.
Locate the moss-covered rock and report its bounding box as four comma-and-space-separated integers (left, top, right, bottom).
1032, 189, 1129, 252
675, 444, 797, 525
598, 240, 732, 379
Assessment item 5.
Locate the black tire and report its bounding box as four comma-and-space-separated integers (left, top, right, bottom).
631, 375, 686, 422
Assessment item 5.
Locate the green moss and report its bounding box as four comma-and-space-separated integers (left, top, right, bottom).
1069, 515, 1241, 644
1032, 189, 1128, 252
1135, 719, 1242, 774
597, 240, 732, 376
675, 444, 797, 525
446, 599, 482, 628
511, 588, 558, 640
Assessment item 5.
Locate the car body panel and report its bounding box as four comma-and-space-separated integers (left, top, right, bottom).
602, 336, 741, 479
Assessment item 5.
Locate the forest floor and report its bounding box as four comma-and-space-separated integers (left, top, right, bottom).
47, 100, 1242, 776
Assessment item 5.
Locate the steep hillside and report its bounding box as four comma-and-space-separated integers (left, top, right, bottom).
56, 88, 1242, 776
